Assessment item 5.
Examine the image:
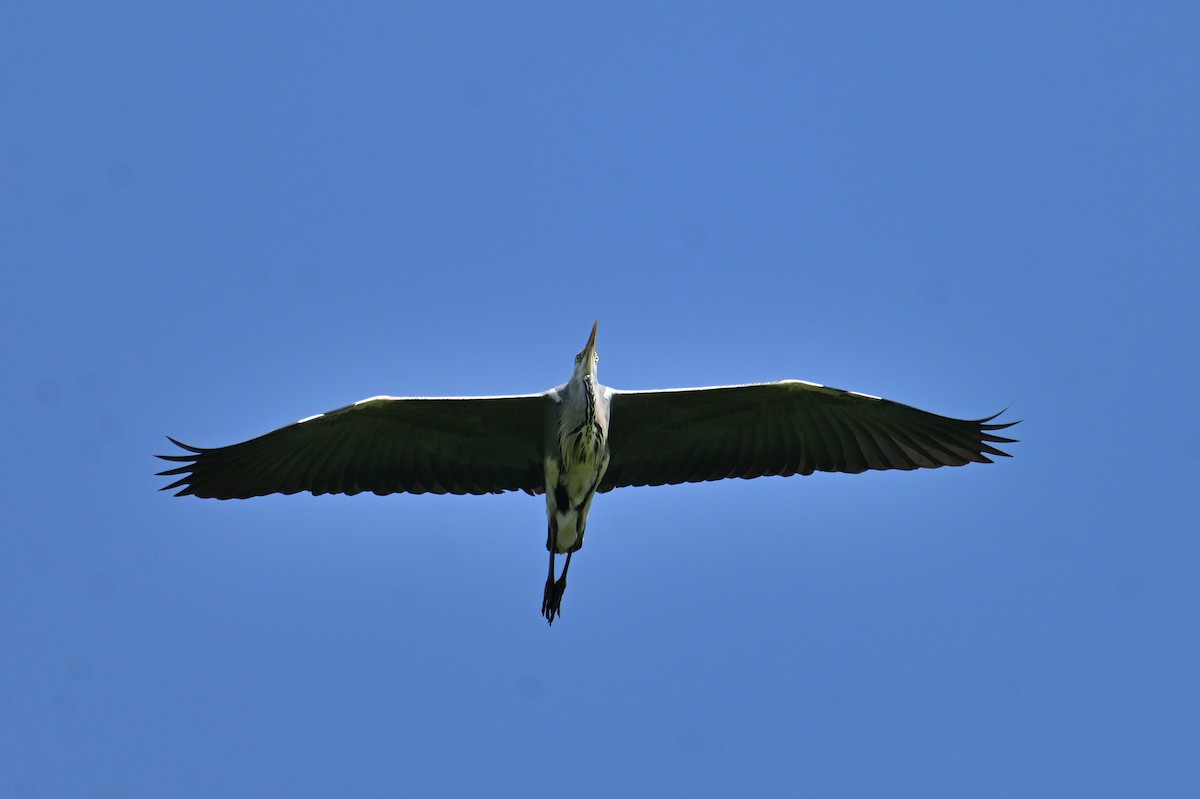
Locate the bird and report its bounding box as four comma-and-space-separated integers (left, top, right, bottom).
158, 321, 1017, 624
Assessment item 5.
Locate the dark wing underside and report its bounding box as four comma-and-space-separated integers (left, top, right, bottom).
158, 394, 548, 499
599, 381, 1016, 492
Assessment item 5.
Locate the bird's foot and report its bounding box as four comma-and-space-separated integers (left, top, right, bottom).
541, 574, 567, 625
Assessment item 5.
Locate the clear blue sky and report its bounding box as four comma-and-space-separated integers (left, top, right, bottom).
3, 3, 1197, 797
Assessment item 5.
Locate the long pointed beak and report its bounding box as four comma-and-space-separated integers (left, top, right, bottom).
585, 320, 598, 353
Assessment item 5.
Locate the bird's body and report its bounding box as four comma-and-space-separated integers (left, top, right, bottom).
159, 322, 1017, 624
544, 373, 609, 554
538, 324, 609, 617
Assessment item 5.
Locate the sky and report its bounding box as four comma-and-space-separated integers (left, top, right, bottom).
2, 2, 1197, 797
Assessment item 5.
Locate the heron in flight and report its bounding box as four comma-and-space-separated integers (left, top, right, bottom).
158, 322, 1016, 624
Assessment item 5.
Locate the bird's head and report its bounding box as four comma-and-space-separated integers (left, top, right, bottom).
571, 320, 600, 382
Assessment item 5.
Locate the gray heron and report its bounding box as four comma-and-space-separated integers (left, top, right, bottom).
158, 321, 1017, 624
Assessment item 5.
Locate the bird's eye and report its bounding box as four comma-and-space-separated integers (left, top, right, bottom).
575, 353, 582, 363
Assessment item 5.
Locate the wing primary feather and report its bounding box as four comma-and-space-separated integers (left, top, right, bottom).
809, 404, 848, 472
820, 404, 867, 473
348, 425, 384, 495
716, 427, 741, 481
887, 422, 956, 468
297, 425, 345, 496
774, 404, 800, 476
903, 415, 992, 465
748, 407, 774, 478
835, 409, 892, 471
763, 405, 786, 476
164, 436, 204, 454
787, 411, 816, 476
436, 433, 471, 494
794, 407, 830, 472
694, 437, 721, 482
857, 416, 920, 470
371, 429, 405, 496
272, 428, 328, 496
406, 437, 437, 495
902, 422, 977, 465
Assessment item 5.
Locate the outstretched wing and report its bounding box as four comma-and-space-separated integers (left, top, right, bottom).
158, 394, 549, 498
599, 381, 1016, 491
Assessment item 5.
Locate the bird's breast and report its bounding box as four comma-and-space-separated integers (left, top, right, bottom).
566, 420, 604, 464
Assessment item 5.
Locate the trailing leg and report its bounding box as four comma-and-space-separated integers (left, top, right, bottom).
543, 551, 571, 625
542, 520, 561, 624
